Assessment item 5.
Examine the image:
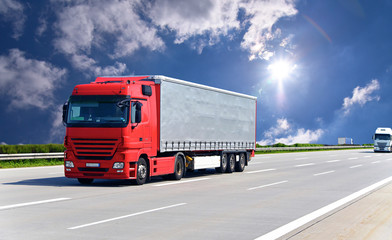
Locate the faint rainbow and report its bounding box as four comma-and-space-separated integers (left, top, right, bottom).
303, 14, 332, 43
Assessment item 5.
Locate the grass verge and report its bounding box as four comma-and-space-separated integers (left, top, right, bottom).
0, 159, 64, 169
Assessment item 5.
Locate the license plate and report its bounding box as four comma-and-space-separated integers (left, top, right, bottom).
86, 163, 100, 167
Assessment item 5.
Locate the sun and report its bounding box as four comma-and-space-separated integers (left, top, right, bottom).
267, 60, 296, 81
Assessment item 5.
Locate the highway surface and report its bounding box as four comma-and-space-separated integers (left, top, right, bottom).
1, 149, 392, 240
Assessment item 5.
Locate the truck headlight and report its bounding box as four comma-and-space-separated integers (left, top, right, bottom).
65, 161, 74, 168
113, 162, 124, 169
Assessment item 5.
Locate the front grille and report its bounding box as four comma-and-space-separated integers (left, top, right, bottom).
71, 138, 119, 160
78, 167, 109, 172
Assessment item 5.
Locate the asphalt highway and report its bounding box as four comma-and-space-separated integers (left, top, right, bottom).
1, 149, 392, 240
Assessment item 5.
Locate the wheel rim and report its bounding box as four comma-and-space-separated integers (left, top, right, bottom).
176, 161, 183, 175
230, 155, 235, 170
240, 154, 245, 168
138, 164, 147, 180
222, 154, 227, 168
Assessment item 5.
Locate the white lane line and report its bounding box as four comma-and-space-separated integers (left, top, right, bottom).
48, 172, 64, 175
326, 160, 340, 163
255, 176, 392, 240
350, 165, 363, 169
386, 158, 392, 162
363, 156, 371, 158
0, 198, 70, 210
348, 157, 358, 160
295, 157, 309, 160
247, 180, 288, 191
249, 162, 266, 165
246, 169, 276, 174
153, 178, 210, 187
371, 161, 381, 164
313, 171, 335, 176
295, 163, 315, 168
68, 203, 187, 230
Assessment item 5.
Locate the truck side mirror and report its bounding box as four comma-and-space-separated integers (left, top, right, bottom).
135, 102, 142, 123
372, 135, 375, 140
62, 102, 68, 125
131, 101, 143, 129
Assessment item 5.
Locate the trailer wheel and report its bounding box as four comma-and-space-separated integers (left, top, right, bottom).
78, 178, 94, 184
134, 157, 148, 185
216, 153, 228, 173
226, 154, 236, 173
171, 154, 184, 180
236, 153, 246, 172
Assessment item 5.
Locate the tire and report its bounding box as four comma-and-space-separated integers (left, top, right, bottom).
235, 153, 246, 172
78, 178, 94, 184
170, 154, 184, 180
134, 157, 148, 185
215, 153, 228, 173
226, 154, 236, 173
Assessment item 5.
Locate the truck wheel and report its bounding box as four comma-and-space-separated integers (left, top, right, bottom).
226, 154, 236, 173
78, 178, 94, 184
170, 154, 184, 180
236, 153, 246, 172
216, 153, 227, 173
134, 157, 148, 185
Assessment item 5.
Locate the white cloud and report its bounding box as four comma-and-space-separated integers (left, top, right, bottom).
342, 79, 380, 115
240, 0, 297, 60
149, 0, 240, 45
148, 0, 297, 58
53, 0, 164, 74
0, 49, 67, 110
259, 118, 324, 145
0, 0, 25, 39
51, 0, 298, 66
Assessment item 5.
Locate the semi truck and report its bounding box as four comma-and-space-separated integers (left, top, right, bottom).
62, 75, 257, 184
373, 127, 392, 152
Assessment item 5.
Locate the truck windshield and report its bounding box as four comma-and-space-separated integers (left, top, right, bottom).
375, 134, 391, 140
66, 95, 129, 128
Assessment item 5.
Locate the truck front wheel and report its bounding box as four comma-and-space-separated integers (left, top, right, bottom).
134, 157, 148, 185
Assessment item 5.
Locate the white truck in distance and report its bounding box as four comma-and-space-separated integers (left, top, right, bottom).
373, 127, 392, 152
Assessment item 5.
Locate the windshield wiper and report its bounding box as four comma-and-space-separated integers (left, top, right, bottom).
116, 98, 131, 108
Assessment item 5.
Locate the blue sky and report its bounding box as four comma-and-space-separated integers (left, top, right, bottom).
0, 0, 391, 145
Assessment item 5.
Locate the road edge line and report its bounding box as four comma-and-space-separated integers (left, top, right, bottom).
255, 176, 392, 240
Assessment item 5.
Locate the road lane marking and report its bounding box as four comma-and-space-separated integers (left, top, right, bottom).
348, 157, 358, 160
246, 169, 276, 174
255, 176, 392, 240
363, 156, 371, 158
313, 171, 335, 176
248, 180, 288, 191
0, 198, 70, 210
153, 178, 210, 187
295, 163, 315, 167
350, 165, 362, 169
68, 203, 187, 230
249, 162, 266, 165
371, 161, 381, 164
326, 160, 340, 163
386, 158, 392, 162
295, 157, 309, 160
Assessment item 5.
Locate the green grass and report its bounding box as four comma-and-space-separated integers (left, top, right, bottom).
0, 144, 65, 168
0, 144, 65, 154
0, 159, 64, 169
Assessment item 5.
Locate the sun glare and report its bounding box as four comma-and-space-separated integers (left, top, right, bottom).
268, 60, 295, 81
